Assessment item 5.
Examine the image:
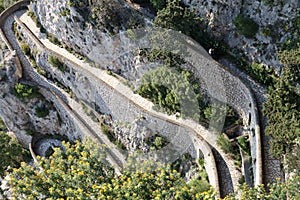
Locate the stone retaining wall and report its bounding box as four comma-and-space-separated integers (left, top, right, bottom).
173, 31, 263, 186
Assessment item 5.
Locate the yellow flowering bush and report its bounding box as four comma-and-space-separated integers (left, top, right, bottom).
9, 139, 216, 199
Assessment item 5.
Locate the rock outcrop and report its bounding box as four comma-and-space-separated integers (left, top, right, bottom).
183, 0, 300, 72
31, 0, 145, 57
0, 54, 69, 147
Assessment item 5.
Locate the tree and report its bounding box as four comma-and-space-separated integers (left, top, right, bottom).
263, 68, 300, 171
277, 45, 300, 80
9, 140, 216, 199
137, 66, 202, 120
150, 0, 166, 10
48, 55, 66, 72
132, 0, 166, 10
154, 0, 212, 50
0, 130, 30, 177
20, 43, 31, 56
70, 0, 144, 33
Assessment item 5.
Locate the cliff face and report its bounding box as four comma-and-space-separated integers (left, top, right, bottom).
33, 0, 300, 73
0, 53, 69, 147
31, 0, 145, 58
183, 0, 300, 72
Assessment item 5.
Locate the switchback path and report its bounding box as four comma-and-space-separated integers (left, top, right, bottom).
0, 0, 270, 196
18, 10, 233, 194
0, 2, 221, 195
0, 5, 126, 173
17, 12, 222, 194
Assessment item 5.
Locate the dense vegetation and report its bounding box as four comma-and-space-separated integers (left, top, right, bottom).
263, 67, 300, 172
69, 0, 144, 33
137, 48, 239, 130
153, 0, 224, 54
0, 119, 30, 177
8, 140, 216, 199
277, 45, 300, 80
48, 55, 66, 72
137, 49, 203, 121
138, 66, 203, 120
264, 2, 300, 163
4, 139, 300, 199
224, 176, 300, 200
233, 14, 259, 39
132, 0, 166, 10
35, 105, 50, 118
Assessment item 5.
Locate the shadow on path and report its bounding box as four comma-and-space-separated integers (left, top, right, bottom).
212, 147, 234, 198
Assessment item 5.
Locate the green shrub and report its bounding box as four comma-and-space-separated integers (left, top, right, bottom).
35, 105, 49, 118
147, 135, 168, 150
237, 136, 250, 156
0, 118, 7, 132
204, 103, 239, 129
132, 0, 167, 11
261, 27, 272, 37
247, 62, 274, 85
277, 45, 300, 69
217, 134, 234, 155
20, 43, 31, 56
233, 14, 259, 39
188, 178, 211, 194
48, 55, 66, 72
45, 146, 55, 157
47, 34, 61, 46
59, 8, 70, 17
153, 0, 226, 55
67, 1, 75, 7
100, 123, 126, 150
150, 0, 166, 10
14, 83, 39, 100
0, 130, 30, 176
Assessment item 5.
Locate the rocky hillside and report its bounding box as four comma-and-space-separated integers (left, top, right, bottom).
0, 49, 71, 147
31, 0, 145, 57
183, 0, 299, 73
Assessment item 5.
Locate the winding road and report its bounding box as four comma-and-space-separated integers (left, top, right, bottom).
0, 0, 268, 197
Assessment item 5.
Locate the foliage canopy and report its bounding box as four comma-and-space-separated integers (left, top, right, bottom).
0, 128, 30, 177
263, 68, 300, 172
9, 140, 216, 199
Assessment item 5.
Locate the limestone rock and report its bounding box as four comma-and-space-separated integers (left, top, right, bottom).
183, 0, 300, 72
